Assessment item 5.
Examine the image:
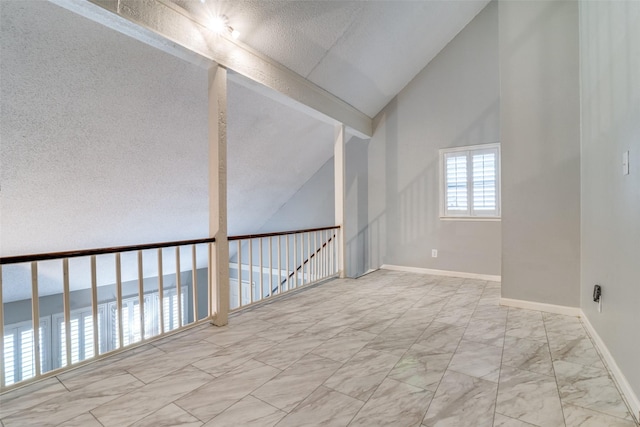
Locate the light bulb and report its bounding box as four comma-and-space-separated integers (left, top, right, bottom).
231, 29, 240, 39
208, 16, 227, 34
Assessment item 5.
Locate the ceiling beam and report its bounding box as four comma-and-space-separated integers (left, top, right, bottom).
49, 0, 373, 138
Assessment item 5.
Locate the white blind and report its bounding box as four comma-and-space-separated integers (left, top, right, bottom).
20, 329, 34, 380
3, 321, 49, 385
162, 293, 182, 332
4, 334, 15, 385
59, 312, 95, 367
84, 314, 94, 359
445, 154, 468, 214
472, 152, 497, 213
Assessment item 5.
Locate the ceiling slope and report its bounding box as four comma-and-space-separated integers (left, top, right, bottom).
0, 0, 335, 254
174, 0, 491, 117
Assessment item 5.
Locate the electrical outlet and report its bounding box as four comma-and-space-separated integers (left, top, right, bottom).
593, 284, 602, 313
432, 249, 438, 258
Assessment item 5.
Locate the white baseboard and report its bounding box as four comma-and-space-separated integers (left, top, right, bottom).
380, 264, 501, 282
357, 269, 378, 278
580, 310, 640, 423
499, 297, 581, 317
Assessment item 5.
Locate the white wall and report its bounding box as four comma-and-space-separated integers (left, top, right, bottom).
0, 1, 209, 256
499, 0, 581, 307
367, 2, 501, 275
579, 0, 640, 408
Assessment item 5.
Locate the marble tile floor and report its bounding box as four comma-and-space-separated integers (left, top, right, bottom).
1, 270, 637, 427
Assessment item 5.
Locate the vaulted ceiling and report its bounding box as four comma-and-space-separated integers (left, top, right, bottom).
1, 0, 491, 299
0, 0, 491, 261
172, 0, 490, 118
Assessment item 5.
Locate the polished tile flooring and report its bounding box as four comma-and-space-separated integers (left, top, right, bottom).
1, 270, 637, 427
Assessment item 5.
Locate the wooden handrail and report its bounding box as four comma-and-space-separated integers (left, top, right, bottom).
228, 225, 339, 242
0, 237, 217, 265
0, 225, 341, 265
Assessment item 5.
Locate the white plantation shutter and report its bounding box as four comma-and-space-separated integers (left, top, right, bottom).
111, 304, 120, 349
59, 311, 97, 367
20, 325, 47, 379
161, 289, 187, 332
70, 318, 80, 364
441, 144, 500, 218
444, 153, 469, 215
163, 293, 180, 332
4, 334, 15, 385
20, 330, 34, 380
60, 322, 67, 366
471, 149, 498, 216
123, 305, 132, 345
3, 320, 49, 384
143, 296, 156, 339
132, 302, 143, 343
84, 314, 94, 359
108, 289, 186, 350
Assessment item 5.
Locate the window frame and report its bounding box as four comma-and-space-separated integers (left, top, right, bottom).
439, 142, 501, 220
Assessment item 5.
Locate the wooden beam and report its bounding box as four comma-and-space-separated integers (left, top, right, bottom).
50, 0, 373, 138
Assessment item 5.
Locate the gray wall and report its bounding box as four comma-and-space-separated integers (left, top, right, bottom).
3, 271, 203, 325
499, 0, 581, 307
367, 2, 501, 275
580, 0, 640, 403
257, 157, 335, 234
256, 136, 370, 278
345, 137, 370, 277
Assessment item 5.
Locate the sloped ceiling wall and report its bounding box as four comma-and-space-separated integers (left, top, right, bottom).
0, 0, 334, 259
173, 0, 491, 117
0, 0, 209, 256
227, 76, 334, 236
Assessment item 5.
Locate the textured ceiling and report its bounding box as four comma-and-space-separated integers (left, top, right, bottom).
227, 74, 334, 236
0, 0, 334, 245
173, 0, 491, 117
0, 0, 335, 300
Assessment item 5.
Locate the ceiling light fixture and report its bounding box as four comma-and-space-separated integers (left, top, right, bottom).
208, 15, 227, 33
207, 15, 240, 40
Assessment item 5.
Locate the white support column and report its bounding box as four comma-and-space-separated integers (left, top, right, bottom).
209, 64, 230, 326
334, 123, 347, 279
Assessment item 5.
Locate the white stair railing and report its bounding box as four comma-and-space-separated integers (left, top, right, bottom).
227, 226, 340, 312
0, 225, 341, 390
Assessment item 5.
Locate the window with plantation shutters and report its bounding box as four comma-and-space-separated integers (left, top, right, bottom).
53, 307, 105, 369
107, 288, 187, 351
440, 143, 500, 218
3, 319, 50, 385
2, 287, 188, 385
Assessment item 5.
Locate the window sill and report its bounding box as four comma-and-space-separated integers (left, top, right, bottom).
439, 216, 501, 222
